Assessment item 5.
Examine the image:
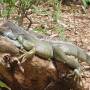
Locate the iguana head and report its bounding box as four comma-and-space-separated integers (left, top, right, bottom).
0, 27, 16, 40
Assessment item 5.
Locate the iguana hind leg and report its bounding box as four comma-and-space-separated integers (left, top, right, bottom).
53, 45, 82, 77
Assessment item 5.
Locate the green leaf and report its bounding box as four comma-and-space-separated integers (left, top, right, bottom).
0, 80, 11, 90
82, 0, 88, 8
82, 0, 90, 8
0, 0, 3, 3
34, 27, 47, 34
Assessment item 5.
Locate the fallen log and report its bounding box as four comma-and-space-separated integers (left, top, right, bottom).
0, 36, 19, 56
0, 54, 84, 90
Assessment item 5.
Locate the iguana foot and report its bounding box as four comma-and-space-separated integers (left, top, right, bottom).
67, 68, 82, 84
19, 48, 36, 63
74, 69, 84, 86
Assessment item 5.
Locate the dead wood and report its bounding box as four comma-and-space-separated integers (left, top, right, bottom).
0, 54, 84, 90
0, 36, 19, 56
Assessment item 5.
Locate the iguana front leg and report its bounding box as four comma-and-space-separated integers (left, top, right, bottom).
17, 36, 53, 60
17, 36, 35, 63
19, 48, 36, 63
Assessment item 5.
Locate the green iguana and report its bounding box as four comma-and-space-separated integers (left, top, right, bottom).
0, 21, 90, 76
1, 21, 90, 63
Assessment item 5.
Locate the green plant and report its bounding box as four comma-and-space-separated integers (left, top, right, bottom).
32, 5, 49, 15
51, 0, 65, 39
0, 80, 11, 90
54, 24, 65, 40
52, 0, 61, 22
0, 0, 37, 28
82, 0, 90, 8
0, 0, 16, 18
34, 27, 47, 34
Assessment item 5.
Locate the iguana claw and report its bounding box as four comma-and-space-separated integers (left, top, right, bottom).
19, 48, 36, 63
